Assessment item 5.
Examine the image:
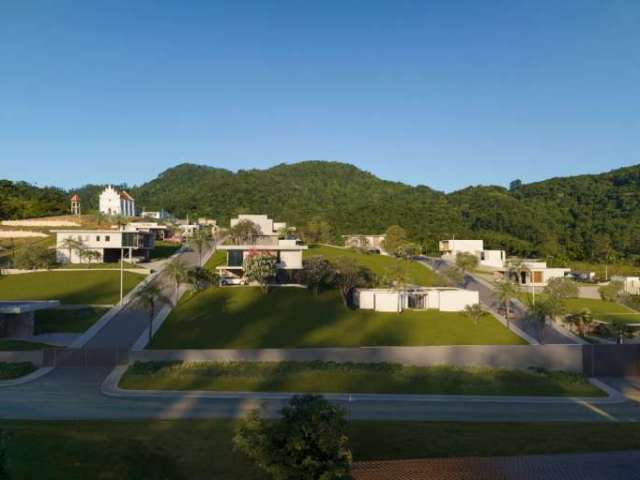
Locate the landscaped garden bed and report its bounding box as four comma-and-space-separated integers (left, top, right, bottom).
120, 361, 602, 397
0, 361, 37, 380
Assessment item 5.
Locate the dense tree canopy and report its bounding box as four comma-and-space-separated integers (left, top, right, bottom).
3, 161, 640, 263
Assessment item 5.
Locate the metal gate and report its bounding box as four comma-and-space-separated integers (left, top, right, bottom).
582, 344, 640, 377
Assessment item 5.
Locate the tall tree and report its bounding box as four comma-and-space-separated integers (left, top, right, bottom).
137, 282, 168, 345
301, 256, 334, 295
494, 280, 519, 329
332, 257, 372, 307
229, 220, 261, 245
188, 228, 212, 266
243, 253, 277, 293
165, 258, 189, 305
381, 225, 407, 256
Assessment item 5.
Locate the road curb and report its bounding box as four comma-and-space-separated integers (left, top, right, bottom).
101, 363, 624, 404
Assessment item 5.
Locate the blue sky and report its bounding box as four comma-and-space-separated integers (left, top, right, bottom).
1, 0, 639, 192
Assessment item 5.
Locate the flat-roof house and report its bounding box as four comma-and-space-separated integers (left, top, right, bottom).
126, 222, 169, 240
497, 260, 570, 287
439, 239, 505, 269
354, 287, 479, 313
99, 186, 136, 217
141, 209, 171, 220
611, 276, 640, 295
217, 214, 307, 283
54, 229, 155, 264
343, 234, 387, 254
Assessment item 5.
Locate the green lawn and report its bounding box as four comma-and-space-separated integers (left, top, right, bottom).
204, 249, 226, 271
151, 287, 525, 349
34, 307, 108, 334
149, 240, 181, 260
0, 271, 145, 304
0, 339, 48, 351
305, 245, 444, 286
3, 420, 640, 479
0, 361, 37, 379
565, 298, 640, 324
121, 361, 602, 397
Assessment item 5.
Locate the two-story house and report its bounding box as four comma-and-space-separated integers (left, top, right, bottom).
54, 228, 155, 264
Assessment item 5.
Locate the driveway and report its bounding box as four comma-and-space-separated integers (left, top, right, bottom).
420, 257, 577, 345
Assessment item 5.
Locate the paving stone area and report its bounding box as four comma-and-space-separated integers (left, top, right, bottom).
352, 451, 640, 479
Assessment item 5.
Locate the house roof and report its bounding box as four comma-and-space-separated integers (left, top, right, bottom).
120, 191, 135, 201
70, 194, 80, 201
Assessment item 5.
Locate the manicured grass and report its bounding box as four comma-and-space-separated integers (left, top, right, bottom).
0, 339, 50, 351
0, 271, 145, 304
121, 361, 603, 397
305, 245, 445, 286
149, 240, 181, 260
565, 298, 640, 324
0, 361, 37, 379
204, 249, 226, 271
34, 307, 108, 334
3, 420, 640, 479
151, 287, 525, 348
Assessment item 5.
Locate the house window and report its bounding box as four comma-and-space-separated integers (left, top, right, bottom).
228, 250, 244, 267
105, 236, 110, 241
96, 236, 101, 241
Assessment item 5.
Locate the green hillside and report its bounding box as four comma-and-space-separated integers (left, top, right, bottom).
3, 161, 640, 262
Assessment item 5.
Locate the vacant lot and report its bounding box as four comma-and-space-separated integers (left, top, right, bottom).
121, 361, 602, 397
149, 240, 181, 260
151, 287, 525, 349
305, 245, 445, 286
0, 271, 145, 304
565, 298, 640, 324
3, 420, 640, 479
34, 307, 108, 334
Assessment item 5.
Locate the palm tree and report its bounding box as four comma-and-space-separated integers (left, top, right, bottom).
494, 280, 519, 330
188, 229, 212, 267
137, 282, 168, 345
566, 308, 593, 337
165, 258, 189, 305
464, 303, 484, 326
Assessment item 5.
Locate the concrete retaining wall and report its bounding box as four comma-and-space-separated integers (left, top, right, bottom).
0, 351, 43, 366
133, 345, 584, 372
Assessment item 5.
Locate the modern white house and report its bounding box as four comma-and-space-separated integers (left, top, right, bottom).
126, 222, 169, 240
54, 228, 155, 264
439, 239, 505, 268
99, 186, 136, 217
497, 260, 571, 287
343, 234, 387, 254
611, 276, 640, 295
354, 287, 480, 313
217, 214, 307, 283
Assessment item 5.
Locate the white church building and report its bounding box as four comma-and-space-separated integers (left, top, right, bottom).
99, 186, 136, 217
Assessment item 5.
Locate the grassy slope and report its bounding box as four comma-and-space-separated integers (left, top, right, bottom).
0, 361, 37, 379
569, 261, 640, 278
0, 271, 144, 304
204, 249, 226, 271
4, 420, 640, 479
305, 245, 444, 286
121, 361, 602, 397
34, 307, 108, 334
151, 287, 525, 348
565, 298, 640, 324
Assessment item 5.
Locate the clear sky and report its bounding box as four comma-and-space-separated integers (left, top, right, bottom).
1, 0, 639, 192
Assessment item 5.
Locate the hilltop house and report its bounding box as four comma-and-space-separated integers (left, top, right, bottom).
99, 186, 136, 217
497, 260, 570, 287
439, 239, 505, 268
217, 214, 307, 284
54, 228, 155, 264
126, 222, 169, 240
141, 209, 171, 220
343, 234, 386, 254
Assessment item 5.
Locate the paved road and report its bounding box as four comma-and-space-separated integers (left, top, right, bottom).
352, 450, 640, 480
421, 257, 576, 345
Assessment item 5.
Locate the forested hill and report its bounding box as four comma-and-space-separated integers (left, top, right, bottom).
2, 161, 640, 262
